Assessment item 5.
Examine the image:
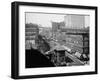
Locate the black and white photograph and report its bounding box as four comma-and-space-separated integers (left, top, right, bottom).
25, 13, 90, 68
11, 2, 97, 79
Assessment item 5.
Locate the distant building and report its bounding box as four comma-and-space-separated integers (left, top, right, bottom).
25, 23, 39, 49
52, 21, 65, 32
52, 22, 60, 32
64, 15, 89, 29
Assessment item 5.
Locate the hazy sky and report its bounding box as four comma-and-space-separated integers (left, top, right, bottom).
26, 13, 65, 27
25, 12, 90, 28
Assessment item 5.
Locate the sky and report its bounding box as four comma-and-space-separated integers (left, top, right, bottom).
25, 12, 66, 27
25, 12, 90, 28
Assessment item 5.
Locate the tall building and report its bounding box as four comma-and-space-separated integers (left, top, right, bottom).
25, 23, 39, 49
52, 21, 65, 32
52, 22, 60, 32
64, 15, 89, 29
